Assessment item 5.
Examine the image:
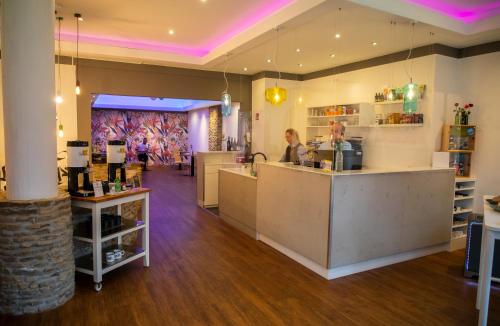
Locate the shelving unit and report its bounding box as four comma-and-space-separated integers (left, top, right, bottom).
450, 178, 476, 251
442, 125, 476, 177
306, 103, 373, 142
71, 188, 151, 291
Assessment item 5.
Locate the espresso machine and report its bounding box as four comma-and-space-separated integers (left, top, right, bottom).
107, 140, 126, 182
67, 140, 94, 196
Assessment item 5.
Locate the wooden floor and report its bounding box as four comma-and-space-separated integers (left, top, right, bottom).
2, 167, 499, 325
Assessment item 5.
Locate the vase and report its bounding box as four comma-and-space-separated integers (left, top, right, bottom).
454, 112, 461, 125
461, 114, 469, 125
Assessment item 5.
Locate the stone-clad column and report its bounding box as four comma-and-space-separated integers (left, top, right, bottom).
1, 0, 57, 200
0, 0, 74, 315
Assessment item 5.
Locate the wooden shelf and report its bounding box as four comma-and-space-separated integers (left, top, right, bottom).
452, 223, 468, 229
369, 123, 423, 128
447, 149, 473, 153
307, 114, 359, 119
372, 100, 404, 105
75, 244, 145, 275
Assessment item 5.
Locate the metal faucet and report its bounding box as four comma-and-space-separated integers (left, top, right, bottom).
249, 152, 267, 177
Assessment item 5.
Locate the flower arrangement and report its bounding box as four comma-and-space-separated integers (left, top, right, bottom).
453, 102, 474, 125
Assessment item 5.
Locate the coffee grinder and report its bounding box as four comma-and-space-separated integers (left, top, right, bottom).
67, 141, 94, 196
107, 140, 126, 182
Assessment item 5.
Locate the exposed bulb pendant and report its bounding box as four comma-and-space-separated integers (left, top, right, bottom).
56, 16, 64, 104
58, 123, 64, 138
55, 93, 63, 104
75, 80, 81, 95
74, 13, 82, 95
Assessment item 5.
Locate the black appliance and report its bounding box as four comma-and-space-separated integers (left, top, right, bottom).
317, 138, 363, 170
106, 140, 126, 182
464, 217, 500, 279
67, 140, 94, 197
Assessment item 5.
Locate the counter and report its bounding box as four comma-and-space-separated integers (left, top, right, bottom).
219, 167, 257, 238
255, 162, 455, 279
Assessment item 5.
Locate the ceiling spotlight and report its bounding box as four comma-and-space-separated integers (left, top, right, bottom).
330, 53, 336, 58
168, 29, 175, 35
296, 48, 301, 53
77, 16, 83, 21
335, 33, 341, 39
243, 67, 248, 71
267, 58, 272, 63
298, 63, 303, 67
372, 41, 378, 46
200, 0, 207, 2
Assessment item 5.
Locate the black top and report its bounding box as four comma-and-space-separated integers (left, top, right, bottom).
108, 140, 126, 145
67, 140, 88, 147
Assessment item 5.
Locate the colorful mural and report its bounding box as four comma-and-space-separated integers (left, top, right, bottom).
91, 109, 189, 165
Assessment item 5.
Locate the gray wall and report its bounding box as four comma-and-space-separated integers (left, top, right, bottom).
77, 59, 252, 141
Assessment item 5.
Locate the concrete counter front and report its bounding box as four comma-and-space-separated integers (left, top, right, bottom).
256, 162, 455, 279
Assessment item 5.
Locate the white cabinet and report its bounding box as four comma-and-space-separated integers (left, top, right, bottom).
196, 151, 239, 208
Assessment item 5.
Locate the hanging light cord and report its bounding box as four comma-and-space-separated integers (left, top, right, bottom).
404, 22, 416, 82
273, 27, 281, 83
76, 15, 79, 82
223, 53, 229, 93
57, 17, 62, 94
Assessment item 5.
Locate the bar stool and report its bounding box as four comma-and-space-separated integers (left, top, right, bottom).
476, 196, 500, 325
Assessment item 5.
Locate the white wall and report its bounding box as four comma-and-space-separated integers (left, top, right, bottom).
253, 56, 440, 167
252, 78, 302, 161
460, 52, 500, 213
187, 107, 209, 153
0, 62, 78, 170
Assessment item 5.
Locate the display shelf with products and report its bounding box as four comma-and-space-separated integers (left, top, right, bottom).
306, 103, 373, 143
449, 178, 476, 251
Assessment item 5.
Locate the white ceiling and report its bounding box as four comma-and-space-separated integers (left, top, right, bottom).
54, 0, 500, 74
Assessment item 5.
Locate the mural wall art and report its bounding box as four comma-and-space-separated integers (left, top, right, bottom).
91, 109, 189, 165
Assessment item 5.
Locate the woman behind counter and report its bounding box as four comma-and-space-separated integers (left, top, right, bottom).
279, 128, 307, 165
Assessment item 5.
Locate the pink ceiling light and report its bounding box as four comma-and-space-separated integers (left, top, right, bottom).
58, 0, 293, 57
406, 0, 500, 23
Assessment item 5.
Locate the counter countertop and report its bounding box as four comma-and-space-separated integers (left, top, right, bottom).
259, 161, 454, 176
219, 167, 257, 180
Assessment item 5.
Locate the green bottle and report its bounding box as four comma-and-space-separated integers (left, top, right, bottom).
114, 177, 121, 192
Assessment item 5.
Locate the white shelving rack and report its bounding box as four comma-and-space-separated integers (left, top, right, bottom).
71, 188, 151, 291
306, 103, 373, 142
450, 177, 476, 251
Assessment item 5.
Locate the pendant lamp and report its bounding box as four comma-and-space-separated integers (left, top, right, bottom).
221, 54, 231, 117
56, 16, 63, 104
74, 13, 82, 95
403, 22, 418, 113
265, 27, 287, 106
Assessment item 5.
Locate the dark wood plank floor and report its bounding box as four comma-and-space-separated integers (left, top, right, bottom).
2, 167, 499, 325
